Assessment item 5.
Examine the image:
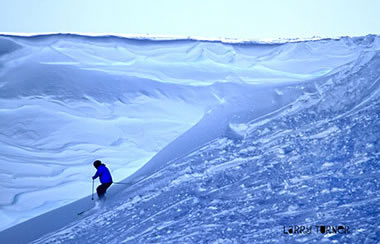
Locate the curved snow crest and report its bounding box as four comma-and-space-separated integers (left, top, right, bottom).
31, 51, 380, 243
0, 34, 379, 239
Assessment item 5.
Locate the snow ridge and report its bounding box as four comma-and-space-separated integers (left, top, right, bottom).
33, 50, 380, 243
0, 34, 379, 243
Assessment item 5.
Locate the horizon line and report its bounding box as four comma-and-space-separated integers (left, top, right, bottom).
1, 32, 378, 44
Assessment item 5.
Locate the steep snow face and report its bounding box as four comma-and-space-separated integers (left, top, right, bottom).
32, 48, 380, 244
0, 34, 379, 235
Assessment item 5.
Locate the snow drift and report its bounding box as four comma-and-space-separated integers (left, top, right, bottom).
0, 34, 379, 243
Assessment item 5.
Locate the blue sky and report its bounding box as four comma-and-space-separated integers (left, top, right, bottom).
0, 0, 379, 39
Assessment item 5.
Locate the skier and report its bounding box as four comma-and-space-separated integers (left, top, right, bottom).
92, 160, 113, 200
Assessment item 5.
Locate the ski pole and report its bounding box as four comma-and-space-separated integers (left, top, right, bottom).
92, 179, 94, 200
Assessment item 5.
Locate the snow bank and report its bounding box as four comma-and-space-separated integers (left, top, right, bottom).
0, 34, 379, 241
30, 48, 380, 243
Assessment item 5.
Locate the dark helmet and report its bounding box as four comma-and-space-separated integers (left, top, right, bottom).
93, 160, 102, 169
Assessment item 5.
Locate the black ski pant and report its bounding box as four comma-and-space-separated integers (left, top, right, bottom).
96, 182, 112, 199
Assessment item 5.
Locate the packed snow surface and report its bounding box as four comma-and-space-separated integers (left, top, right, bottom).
0, 34, 379, 243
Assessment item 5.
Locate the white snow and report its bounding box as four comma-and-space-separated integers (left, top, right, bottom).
0, 34, 379, 243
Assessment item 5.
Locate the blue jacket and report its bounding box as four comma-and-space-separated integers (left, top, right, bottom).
92, 164, 113, 184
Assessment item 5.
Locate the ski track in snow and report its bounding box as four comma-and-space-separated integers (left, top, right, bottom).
0, 34, 379, 243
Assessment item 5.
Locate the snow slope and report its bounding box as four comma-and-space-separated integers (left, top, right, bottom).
0, 34, 379, 243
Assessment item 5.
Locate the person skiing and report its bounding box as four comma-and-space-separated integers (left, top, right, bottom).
92, 160, 113, 200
